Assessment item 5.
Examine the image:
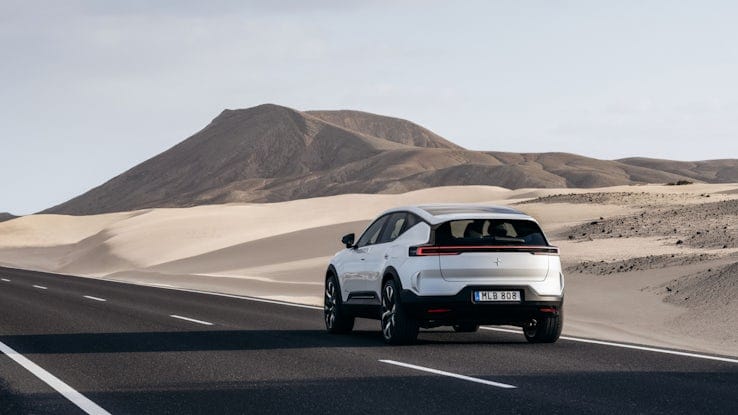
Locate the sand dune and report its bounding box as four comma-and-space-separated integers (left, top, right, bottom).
0, 211, 132, 248
150, 221, 369, 275
3, 183, 738, 356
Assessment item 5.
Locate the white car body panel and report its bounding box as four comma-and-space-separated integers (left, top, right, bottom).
439, 253, 549, 282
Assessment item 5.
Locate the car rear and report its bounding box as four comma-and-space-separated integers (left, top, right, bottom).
399, 215, 564, 340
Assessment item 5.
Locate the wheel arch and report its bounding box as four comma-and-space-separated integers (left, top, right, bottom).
326, 265, 349, 303
382, 266, 403, 290
326, 265, 338, 281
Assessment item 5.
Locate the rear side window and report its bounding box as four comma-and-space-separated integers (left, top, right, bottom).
434, 219, 548, 246
357, 215, 389, 247
381, 213, 407, 243
405, 213, 421, 230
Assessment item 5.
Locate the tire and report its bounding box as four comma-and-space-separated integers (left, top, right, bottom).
452, 323, 480, 333
380, 278, 419, 345
523, 311, 563, 343
324, 274, 354, 334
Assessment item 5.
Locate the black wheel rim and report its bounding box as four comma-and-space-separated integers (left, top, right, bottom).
381, 283, 396, 340
324, 279, 337, 329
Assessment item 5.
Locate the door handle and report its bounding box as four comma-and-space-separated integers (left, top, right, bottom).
384, 254, 389, 259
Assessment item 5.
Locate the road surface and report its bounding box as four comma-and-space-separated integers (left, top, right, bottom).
0, 267, 736, 414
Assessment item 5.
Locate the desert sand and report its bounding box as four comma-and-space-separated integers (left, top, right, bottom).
2, 183, 737, 357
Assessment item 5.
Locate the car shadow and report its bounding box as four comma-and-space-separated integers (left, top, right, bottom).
0, 327, 527, 354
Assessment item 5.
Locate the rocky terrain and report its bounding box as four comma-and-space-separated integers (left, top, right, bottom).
658, 262, 738, 309
518, 190, 717, 206
565, 253, 718, 275
558, 197, 738, 249
619, 157, 738, 183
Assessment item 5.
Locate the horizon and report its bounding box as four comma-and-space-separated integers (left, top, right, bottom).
2, 1, 738, 214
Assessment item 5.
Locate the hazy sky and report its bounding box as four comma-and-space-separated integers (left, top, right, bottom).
2, 1, 737, 214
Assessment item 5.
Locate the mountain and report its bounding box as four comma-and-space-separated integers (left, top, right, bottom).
618, 157, 738, 183
0, 213, 17, 222
305, 110, 461, 149
44, 104, 738, 215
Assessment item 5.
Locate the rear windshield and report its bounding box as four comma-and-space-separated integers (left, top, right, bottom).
434, 219, 548, 246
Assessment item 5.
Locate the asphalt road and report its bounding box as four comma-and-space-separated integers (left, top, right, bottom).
0, 267, 736, 415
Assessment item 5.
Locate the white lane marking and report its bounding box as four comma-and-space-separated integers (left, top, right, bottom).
379, 359, 517, 389
0, 340, 112, 415
83, 295, 107, 302
170, 314, 214, 326
32, 285, 48, 290
1, 278, 10, 282
480, 327, 738, 364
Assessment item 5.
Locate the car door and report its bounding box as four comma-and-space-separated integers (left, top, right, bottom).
355, 212, 410, 295
339, 214, 389, 300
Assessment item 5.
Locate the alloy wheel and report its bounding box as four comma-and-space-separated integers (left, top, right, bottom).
381, 284, 396, 340
324, 280, 337, 329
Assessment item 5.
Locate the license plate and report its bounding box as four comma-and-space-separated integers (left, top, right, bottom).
473, 290, 521, 302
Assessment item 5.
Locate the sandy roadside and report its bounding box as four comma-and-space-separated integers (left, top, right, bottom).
1, 183, 737, 357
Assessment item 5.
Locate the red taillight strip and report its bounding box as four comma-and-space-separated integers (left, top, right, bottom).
414, 246, 461, 256
411, 245, 559, 256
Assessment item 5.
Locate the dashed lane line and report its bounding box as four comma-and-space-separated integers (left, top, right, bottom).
170, 314, 214, 326
379, 359, 517, 389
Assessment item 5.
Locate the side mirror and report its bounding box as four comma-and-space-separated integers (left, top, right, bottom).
341, 233, 355, 248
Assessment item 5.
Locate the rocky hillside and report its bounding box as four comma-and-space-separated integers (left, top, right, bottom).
44, 104, 738, 215
0, 213, 17, 222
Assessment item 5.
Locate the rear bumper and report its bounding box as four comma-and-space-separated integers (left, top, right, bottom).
400, 287, 562, 327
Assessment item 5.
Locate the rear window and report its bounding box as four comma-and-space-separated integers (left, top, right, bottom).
434, 219, 548, 246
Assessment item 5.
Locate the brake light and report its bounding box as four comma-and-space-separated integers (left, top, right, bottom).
409, 245, 559, 256
427, 308, 451, 313
531, 246, 559, 256
409, 246, 461, 256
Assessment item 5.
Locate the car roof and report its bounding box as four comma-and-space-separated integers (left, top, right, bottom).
379, 204, 535, 225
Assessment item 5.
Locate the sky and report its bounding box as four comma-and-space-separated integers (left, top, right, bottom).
1, 1, 737, 214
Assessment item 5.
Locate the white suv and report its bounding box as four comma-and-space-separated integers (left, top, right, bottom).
324, 204, 564, 344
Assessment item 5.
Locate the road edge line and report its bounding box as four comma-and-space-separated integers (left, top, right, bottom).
480, 327, 738, 364
0, 340, 111, 415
